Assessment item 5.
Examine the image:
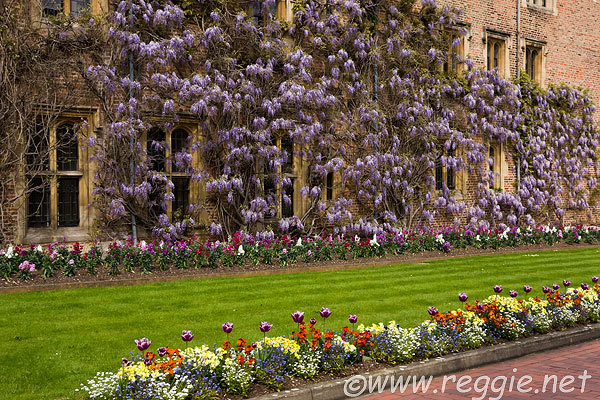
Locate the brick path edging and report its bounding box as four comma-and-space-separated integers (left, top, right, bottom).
251, 323, 600, 400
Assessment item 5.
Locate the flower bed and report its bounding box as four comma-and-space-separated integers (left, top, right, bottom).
1, 225, 599, 282
79, 278, 600, 399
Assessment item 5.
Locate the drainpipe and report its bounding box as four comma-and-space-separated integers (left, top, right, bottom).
129, 2, 138, 244
516, 0, 521, 193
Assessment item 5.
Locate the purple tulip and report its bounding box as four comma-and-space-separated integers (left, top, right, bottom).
458, 292, 468, 302
552, 284, 560, 290
310, 317, 317, 325
134, 338, 151, 352
592, 276, 598, 283
291, 311, 304, 324
348, 314, 358, 324
222, 322, 234, 334
582, 283, 590, 290
523, 285, 532, 293
542, 286, 551, 294
181, 330, 194, 342
158, 347, 167, 357
252, 342, 257, 348
427, 306, 438, 316
493, 285, 503, 293
259, 321, 272, 333
476, 303, 485, 312
510, 290, 518, 298
319, 307, 332, 319
563, 280, 571, 287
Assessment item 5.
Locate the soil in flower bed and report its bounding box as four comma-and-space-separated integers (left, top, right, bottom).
2, 242, 598, 292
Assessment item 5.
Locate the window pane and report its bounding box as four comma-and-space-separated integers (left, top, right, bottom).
447, 149, 455, 190
171, 129, 188, 173
435, 157, 443, 190
42, 0, 63, 16
281, 136, 293, 173
28, 178, 50, 228
27, 123, 50, 172
147, 128, 166, 172
282, 180, 294, 218
172, 177, 190, 220
70, 0, 90, 17
493, 43, 499, 69
57, 124, 78, 171
58, 178, 79, 227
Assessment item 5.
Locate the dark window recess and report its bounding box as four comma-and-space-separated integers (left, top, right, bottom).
251, 0, 277, 25
435, 156, 443, 190
42, 0, 62, 16
281, 136, 294, 173
58, 178, 79, 227
57, 124, 78, 171
488, 42, 499, 70
282, 180, 294, 218
172, 177, 190, 218
147, 128, 166, 172
447, 149, 456, 190
526, 47, 538, 81
171, 129, 188, 173
326, 172, 334, 201
263, 175, 277, 217
489, 146, 495, 188
28, 178, 50, 228
70, 0, 89, 16
27, 124, 50, 171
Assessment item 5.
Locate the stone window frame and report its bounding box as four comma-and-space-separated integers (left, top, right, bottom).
249, 0, 292, 25
21, 110, 95, 243
488, 142, 507, 191
525, 0, 557, 14
440, 23, 471, 75
522, 39, 547, 86
484, 29, 511, 79
35, 0, 108, 21
143, 125, 197, 222
434, 147, 466, 196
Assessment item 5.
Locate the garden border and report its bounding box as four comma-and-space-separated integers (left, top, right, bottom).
252, 323, 600, 400
2, 242, 599, 294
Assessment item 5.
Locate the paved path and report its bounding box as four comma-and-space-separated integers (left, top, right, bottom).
361, 339, 600, 399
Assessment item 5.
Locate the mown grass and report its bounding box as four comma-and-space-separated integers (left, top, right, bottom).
1, 247, 599, 400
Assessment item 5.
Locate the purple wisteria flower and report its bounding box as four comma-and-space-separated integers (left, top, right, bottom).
493, 285, 503, 293
181, 330, 194, 342
563, 280, 571, 287
134, 337, 151, 351
310, 317, 317, 325
291, 311, 304, 324
523, 285, 532, 293
259, 321, 272, 333
348, 314, 358, 324
319, 307, 332, 318
509, 290, 518, 298
427, 306, 438, 316
222, 322, 233, 334
458, 293, 468, 302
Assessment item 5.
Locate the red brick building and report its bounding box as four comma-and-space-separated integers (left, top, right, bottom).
3, 0, 599, 245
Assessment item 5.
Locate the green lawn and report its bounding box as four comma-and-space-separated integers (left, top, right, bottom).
1, 247, 599, 400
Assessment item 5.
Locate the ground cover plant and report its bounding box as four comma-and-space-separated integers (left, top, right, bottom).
0, 225, 598, 281
1, 247, 600, 399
